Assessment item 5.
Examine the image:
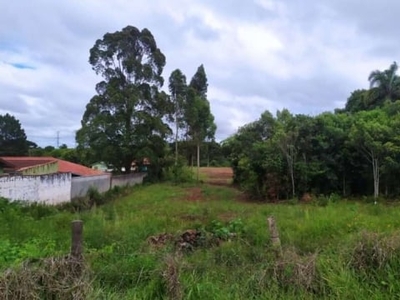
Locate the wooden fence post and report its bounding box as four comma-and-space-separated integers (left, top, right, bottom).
267, 216, 282, 258
71, 220, 83, 259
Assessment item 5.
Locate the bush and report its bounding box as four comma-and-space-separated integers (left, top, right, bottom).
206, 218, 244, 240
271, 248, 320, 293
87, 186, 104, 207
0, 255, 92, 299
351, 231, 400, 273
20, 202, 58, 220
164, 163, 194, 184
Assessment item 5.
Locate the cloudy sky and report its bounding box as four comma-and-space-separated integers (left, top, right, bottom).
0, 0, 398, 147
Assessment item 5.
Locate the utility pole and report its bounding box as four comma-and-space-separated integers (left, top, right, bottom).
56, 131, 60, 148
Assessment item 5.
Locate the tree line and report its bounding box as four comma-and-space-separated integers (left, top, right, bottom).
223, 62, 400, 201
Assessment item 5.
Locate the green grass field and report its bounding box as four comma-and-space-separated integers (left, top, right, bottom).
2, 182, 400, 299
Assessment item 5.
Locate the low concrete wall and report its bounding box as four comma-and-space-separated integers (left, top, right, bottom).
111, 173, 146, 188
71, 174, 111, 199
0, 173, 71, 204
0, 172, 146, 204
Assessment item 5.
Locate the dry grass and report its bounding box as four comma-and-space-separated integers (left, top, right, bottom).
272, 248, 319, 292
162, 254, 182, 300
0, 255, 91, 300
351, 231, 400, 272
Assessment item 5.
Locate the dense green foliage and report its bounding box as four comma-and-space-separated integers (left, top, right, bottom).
76, 26, 170, 175
2, 185, 400, 299
72, 26, 217, 179
225, 62, 400, 200
0, 113, 29, 156
28, 144, 82, 164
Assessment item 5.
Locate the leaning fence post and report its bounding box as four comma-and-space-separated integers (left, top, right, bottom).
71, 220, 83, 259
267, 216, 282, 258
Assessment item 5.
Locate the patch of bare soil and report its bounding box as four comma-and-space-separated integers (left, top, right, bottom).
185, 187, 203, 201
218, 212, 238, 222
200, 167, 233, 186
148, 229, 212, 252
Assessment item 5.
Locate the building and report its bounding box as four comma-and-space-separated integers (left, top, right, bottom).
0, 157, 105, 177
0, 156, 147, 205
0, 156, 109, 204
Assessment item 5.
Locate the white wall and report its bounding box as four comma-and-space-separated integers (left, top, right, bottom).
38, 173, 72, 204
71, 174, 111, 199
0, 173, 71, 204
111, 173, 146, 188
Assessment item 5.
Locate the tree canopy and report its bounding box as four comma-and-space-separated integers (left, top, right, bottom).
225, 62, 400, 201
0, 113, 29, 156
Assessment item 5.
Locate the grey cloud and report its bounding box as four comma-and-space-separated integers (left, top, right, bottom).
202, 0, 275, 22
0, 94, 29, 114
185, 16, 220, 41
1, 0, 399, 147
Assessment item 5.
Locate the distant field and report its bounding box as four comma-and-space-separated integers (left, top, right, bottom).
198, 167, 233, 185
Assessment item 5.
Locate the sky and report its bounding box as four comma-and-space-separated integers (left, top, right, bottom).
0, 0, 398, 147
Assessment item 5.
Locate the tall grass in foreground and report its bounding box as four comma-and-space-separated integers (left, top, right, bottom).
1, 185, 400, 299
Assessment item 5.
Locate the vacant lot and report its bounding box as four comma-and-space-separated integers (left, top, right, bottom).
1, 180, 400, 299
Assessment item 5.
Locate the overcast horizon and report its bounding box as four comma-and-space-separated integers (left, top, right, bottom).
1, 0, 398, 147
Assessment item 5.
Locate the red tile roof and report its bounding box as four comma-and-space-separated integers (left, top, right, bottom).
57, 159, 107, 177
0, 157, 55, 169
0, 157, 107, 177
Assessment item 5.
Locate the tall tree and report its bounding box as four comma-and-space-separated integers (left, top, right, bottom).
76, 26, 169, 174
169, 69, 187, 165
185, 65, 216, 180
368, 62, 400, 107
189, 64, 207, 97
0, 113, 29, 156
348, 109, 399, 201
274, 109, 298, 198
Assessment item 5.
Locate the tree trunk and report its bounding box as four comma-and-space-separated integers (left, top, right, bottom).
175, 113, 179, 166
290, 165, 295, 199
303, 153, 308, 193
342, 174, 346, 197
372, 157, 379, 202
385, 181, 388, 197
286, 146, 295, 199
197, 142, 200, 182
281, 144, 296, 199
207, 143, 210, 167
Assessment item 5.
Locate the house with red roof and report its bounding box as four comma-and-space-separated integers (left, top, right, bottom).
0, 156, 144, 204
0, 157, 105, 177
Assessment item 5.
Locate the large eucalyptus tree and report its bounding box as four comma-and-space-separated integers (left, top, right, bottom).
76, 26, 170, 173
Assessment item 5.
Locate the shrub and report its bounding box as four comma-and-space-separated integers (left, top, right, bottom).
164, 163, 194, 184
206, 218, 244, 240
271, 248, 320, 292
20, 202, 58, 220
351, 231, 400, 273
0, 255, 91, 300
87, 186, 104, 207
